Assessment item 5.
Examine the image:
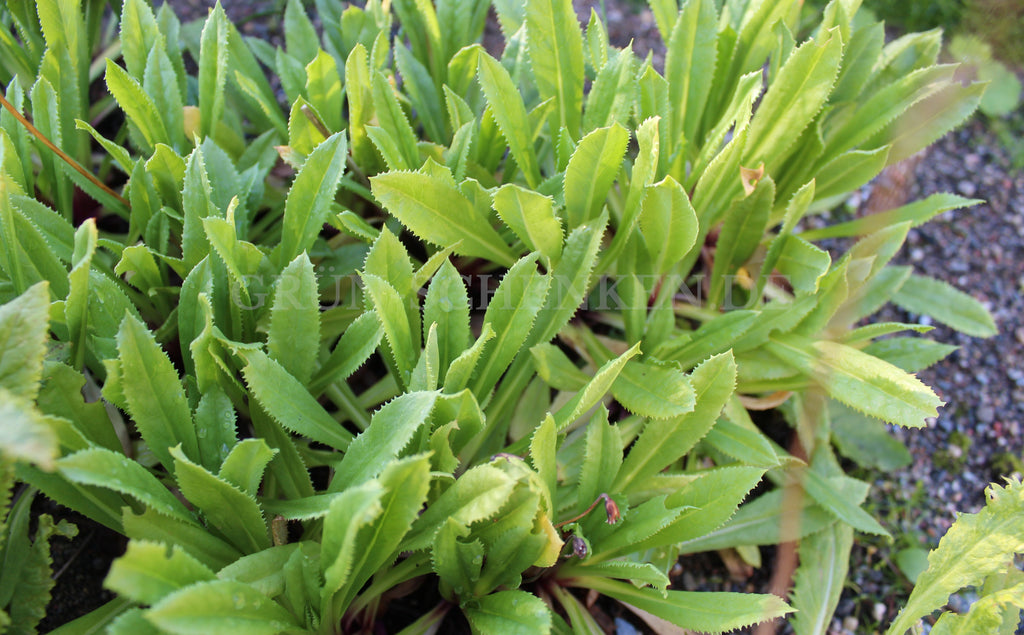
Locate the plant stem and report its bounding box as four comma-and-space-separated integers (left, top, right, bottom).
0, 91, 129, 208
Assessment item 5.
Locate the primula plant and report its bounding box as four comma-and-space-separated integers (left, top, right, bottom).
1, 0, 1021, 633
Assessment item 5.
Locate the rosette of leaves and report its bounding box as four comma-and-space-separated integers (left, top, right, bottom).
0, 0, 1008, 633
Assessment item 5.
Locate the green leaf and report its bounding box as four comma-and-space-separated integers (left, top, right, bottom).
528, 216, 607, 347
117, 314, 199, 468
120, 0, 162, 80
284, 0, 319, 64
276, 132, 348, 267
362, 273, 418, 380
371, 169, 516, 266
147, 580, 298, 635
871, 80, 985, 164
708, 176, 774, 308
465, 590, 552, 635
775, 235, 831, 295
476, 51, 542, 188
493, 184, 563, 262
104, 58, 169, 155
800, 469, 889, 536
799, 193, 981, 241
573, 578, 791, 634
526, 0, 584, 137
552, 343, 640, 432
639, 176, 698, 275
171, 446, 271, 553
615, 352, 737, 492
0, 281, 49, 400
472, 253, 551, 396
404, 464, 516, 551
790, 524, 854, 635
676, 487, 836, 554
331, 455, 432, 611
563, 124, 629, 228
57, 447, 193, 521
394, 43, 445, 143
612, 360, 695, 420
664, 0, 717, 148
268, 254, 321, 385
105, 541, 216, 606
122, 508, 241, 571
830, 401, 911, 470
239, 349, 355, 451
444, 324, 496, 393
218, 439, 276, 497
198, 4, 228, 139
861, 337, 956, 374
370, 70, 420, 170
329, 391, 438, 491
423, 260, 470, 378
583, 45, 638, 131
305, 50, 344, 133
743, 31, 842, 172
309, 311, 383, 395
321, 482, 384, 601
766, 334, 942, 428
529, 414, 558, 504
530, 343, 589, 391
887, 478, 1024, 635
892, 274, 997, 338
576, 407, 622, 514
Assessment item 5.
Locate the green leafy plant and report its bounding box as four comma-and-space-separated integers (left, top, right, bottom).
0, 0, 1012, 633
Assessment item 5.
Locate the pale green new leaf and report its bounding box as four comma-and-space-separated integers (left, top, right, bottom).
404, 464, 516, 551
791, 524, 854, 635
334, 455, 432, 610
147, 580, 298, 635
0, 389, 58, 469
887, 478, 1024, 635
564, 124, 629, 228
105, 541, 216, 606
0, 281, 49, 400
218, 439, 276, 497
552, 342, 640, 432
892, 274, 997, 338
743, 31, 843, 172
362, 273, 418, 379
930, 583, 1024, 635
492, 184, 563, 262
320, 482, 384, 599
766, 334, 942, 428
583, 45, 638, 132
639, 176, 698, 275
371, 169, 517, 266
